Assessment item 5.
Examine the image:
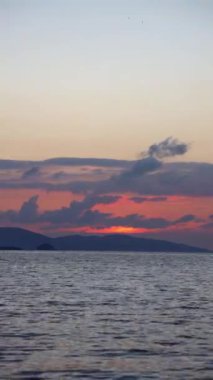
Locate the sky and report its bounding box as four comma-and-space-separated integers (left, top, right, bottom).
0, 1, 213, 249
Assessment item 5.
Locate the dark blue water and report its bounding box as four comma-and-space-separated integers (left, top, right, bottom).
0, 251, 213, 380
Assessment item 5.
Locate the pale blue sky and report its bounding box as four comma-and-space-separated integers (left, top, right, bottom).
1, 0, 213, 160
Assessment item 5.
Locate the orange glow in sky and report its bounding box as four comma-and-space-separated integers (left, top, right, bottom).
95, 195, 213, 220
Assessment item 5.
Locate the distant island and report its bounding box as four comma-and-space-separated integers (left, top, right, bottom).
0, 246, 22, 251
0, 227, 210, 253
37, 243, 55, 251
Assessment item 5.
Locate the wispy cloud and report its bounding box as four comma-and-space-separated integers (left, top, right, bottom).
22, 167, 41, 179
144, 137, 189, 159
130, 196, 168, 203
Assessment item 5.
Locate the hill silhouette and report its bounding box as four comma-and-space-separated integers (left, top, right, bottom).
0, 227, 210, 253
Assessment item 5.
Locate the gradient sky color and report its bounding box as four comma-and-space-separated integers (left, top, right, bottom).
1, 0, 213, 161
0, 1, 212, 249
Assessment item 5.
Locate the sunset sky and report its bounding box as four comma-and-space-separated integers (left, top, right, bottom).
0, 1, 213, 249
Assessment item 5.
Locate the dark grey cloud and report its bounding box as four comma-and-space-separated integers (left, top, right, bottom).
40, 194, 121, 225
0, 195, 39, 223
0, 157, 130, 170
119, 157, 162, 179
200, 214, 213, 229
145, 137, 189, 159
0, 162, 212, 196
22, 167, 40, 179
174, 214, 197, 224
95, 162, 213, 197
51, 171, 67, 180
0, 160, 33, 170
95, 195, 121, 204
130, 196, 167, 203
114, 214, 171, 229
107, 137, 189, 190
75, 209, 112, 228
78, 213, 171, 230
43, 157, 130, 168
112, 214, 199, 229
41, 207, 200, 230
17, 195, 39, 222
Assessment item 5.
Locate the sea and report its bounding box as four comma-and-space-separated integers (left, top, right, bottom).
0, 250, 213, 380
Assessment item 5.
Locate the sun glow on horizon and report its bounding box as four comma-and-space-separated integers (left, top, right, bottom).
106, 226, 139, 234
89, 226, 149, 234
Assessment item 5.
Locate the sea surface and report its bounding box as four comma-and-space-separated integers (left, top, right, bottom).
0, 250, 213, 380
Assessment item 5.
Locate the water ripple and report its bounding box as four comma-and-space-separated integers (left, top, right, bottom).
0, 250, 212, 379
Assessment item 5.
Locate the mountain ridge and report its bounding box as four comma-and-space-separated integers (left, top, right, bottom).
0, 227, 210, 253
